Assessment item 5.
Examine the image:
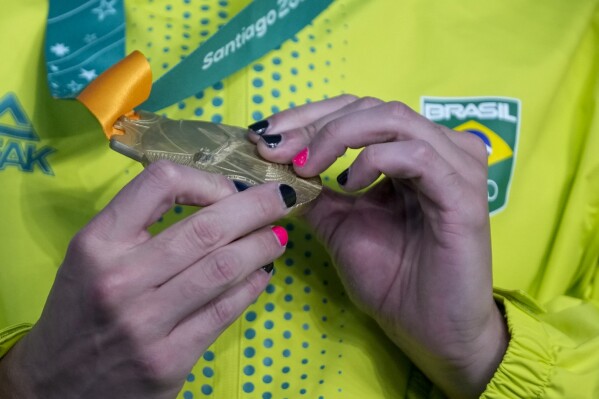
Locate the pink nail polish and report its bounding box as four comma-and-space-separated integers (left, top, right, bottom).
272, 226, 288, 246
292, 147, 309, 167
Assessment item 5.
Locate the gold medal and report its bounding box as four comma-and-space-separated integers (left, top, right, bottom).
76, 52, 319, 209
112, 111, 322, 211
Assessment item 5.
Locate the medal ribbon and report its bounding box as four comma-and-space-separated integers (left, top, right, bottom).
48, 0, 334, 137
140, 0, 334, 111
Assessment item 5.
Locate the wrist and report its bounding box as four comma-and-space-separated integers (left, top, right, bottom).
447, 304, 509, 398
386, 302, 509, 399
0, 338, 37, 399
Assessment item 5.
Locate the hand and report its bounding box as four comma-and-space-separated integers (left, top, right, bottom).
0, 161, 295, 399
249, 95, 509, 398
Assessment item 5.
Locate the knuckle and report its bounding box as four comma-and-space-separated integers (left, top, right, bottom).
143, 160, 180, 188
149, 233, 178, 258
206, 298, 235, 327
357, 96, 384, 109
385, 101, 412, 120
290, 104, 314, 125
337, 93, 359, 105
442, 175, 489, 228
443, 170, 462, 191
189, 212, 225, 250
136, 347, 178, 384
68, 228, 97, 258
89, 270, 129, 314
74, 207, 121, 245
411, 140, 436, 166
461, 132, 489, 165
320, 118, 343, 142
204, 251, 240, 285
131, 303, 166, 335
301, 122, 319, 140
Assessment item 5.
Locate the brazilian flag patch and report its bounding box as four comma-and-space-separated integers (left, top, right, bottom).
421, 96, 521, 214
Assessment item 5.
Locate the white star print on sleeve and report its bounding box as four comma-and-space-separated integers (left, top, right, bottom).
50, 43, 70, 57
92, 0, 117, 22
79, 68, 98, 82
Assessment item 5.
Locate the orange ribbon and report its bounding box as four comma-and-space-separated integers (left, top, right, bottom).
77, 50, 152, 139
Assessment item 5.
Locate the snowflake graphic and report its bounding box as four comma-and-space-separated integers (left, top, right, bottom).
79, 68, 98, 82
84, 33, 98, 44
50, 43, 70, 57
49, 65, 59, 72
92, 0, 117, 22
67, 80, 84, 94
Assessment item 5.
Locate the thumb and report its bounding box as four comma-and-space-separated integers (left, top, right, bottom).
302, 187, 352, 246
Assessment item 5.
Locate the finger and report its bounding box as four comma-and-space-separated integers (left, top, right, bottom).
302, 187, 354, 245
255, 96, 385, 163
135, 183, 295, 285
86, 161, 238, 244
155, 225, 287, 330
337, 140, 470, 210
247, 94, 358, 141
287, 102, 469, 178
167, 267, 272, 364
444, 128, 490, 167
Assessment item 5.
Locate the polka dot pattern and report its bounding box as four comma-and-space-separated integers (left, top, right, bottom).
128, 0, 232, 128
125, 1, 357, 398
239, 220, 350, 399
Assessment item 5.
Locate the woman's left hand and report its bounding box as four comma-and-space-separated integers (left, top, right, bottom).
248, 95, 508, 399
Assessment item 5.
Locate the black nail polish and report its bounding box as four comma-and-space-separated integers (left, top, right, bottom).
279, 184, 297, 208
233, 180, 251, 192
262, 263, 274, 273
248, 120, 269, 135
262, 134, 282, 149
337, 169, 349, 186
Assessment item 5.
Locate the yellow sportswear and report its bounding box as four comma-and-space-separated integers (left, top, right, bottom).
1, 0, 599, 397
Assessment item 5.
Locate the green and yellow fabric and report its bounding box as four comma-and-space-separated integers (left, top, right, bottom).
1, 0, 599, 397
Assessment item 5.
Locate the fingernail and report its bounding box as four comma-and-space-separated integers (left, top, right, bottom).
248, 120, 269, 135
271, 225, 288, 246
279, 184, 297, 208
262, 263, 274, 273
337, 168, 349, 186
262, 134, 282, 149
292, 147, 309, 167
233, 180, 251, 192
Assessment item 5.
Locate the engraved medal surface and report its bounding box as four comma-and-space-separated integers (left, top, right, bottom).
112, 111, 322, 210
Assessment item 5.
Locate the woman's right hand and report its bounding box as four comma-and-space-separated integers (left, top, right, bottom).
250, 95, 506, 398
0, 161, 295, 399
